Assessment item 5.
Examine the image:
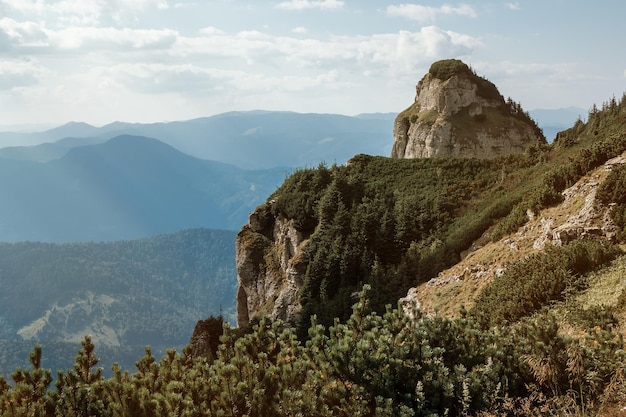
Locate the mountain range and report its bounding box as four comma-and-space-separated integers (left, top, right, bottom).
0, 111, 397, 169
0, 108, 579, 168
0, 135, 291, 241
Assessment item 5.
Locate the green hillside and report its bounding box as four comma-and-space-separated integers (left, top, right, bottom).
0, 228, 237, 377
258, 93, 626, 336
0, 94, 625, 416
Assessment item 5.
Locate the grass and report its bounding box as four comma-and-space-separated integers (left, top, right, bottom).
576, 254, 626, 310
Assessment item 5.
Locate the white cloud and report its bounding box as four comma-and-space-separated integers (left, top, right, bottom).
0, 7, 482, 124
386, 3, 477, 23
275, 0, 344, 11
1, 0, 169, 26
50, 26, 178, 50
175, 26, 480, 77
506, 2, 521, 10
199, 26, 225, 36
0, 58, 46, 90
0, 17, 48, 49
0, 19, 179, 53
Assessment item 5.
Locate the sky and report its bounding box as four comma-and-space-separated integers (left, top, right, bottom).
0, 0, 625, 127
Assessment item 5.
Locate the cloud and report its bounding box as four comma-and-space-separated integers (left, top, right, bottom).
0, 19, 179, 53
0, 58, 45, 90
2, 0, 169, 26
386, 3, 477, 23
175, 26, 480, 77
0, 18, 48, 49
50, 26, 179, 51
275, 0, 344, 11
292, 26, 308, 34
110, 63, 222, 94
506, 2, 521, 10
97, 62, 346, 97
285, 26, 480, 75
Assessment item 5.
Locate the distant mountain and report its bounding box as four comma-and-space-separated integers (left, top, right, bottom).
0, 228, 237, 376
529, 107, 586, 141
353, 112, 397, 120
0, 134, 289, 241
0, 111, 395, 169
0, 136, 106, 162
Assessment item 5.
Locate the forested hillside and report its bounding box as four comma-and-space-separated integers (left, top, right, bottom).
1, 94, 626, 416
258, 93, 626, 336
0, 228, 237, 377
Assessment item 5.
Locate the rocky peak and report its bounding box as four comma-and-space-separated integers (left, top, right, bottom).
391, 59, 546, 159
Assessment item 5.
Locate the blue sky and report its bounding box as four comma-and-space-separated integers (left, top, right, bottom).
0, 0, 624, 126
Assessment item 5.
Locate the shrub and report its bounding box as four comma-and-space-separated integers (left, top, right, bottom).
471, 240, 622, 327
596, 163, 626, 241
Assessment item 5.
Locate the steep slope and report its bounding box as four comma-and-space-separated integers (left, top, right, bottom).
391, 59, 545, 159
235, 91, 626, 333
402, 151, 625, 317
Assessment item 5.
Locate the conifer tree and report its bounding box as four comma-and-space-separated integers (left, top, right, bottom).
54, 336, 109, 417
0, 345, 53, 417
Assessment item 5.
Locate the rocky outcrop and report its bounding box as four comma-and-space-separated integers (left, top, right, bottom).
187, 316, 224, 362
236, 203, 308, 327
391, 59, 545, 159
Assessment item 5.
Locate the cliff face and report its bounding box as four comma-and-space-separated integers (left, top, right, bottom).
236, 203, 308, 327
391, 59, 546, 159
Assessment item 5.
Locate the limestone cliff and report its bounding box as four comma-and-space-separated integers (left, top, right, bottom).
236, 202, 308, 327
391, 59, 546, 159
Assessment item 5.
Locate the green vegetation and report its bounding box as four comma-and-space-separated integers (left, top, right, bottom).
471, 240, 622, 327
1, 284, 626, 416
2, 90, 626, 414
429, 59, 501, 101
0, 228, 237, 377
428, 59, 474, 81
254, 93, 626, 338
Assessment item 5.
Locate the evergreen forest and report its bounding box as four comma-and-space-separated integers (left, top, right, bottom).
0, 229, 237, 377
1, 94, 626, 416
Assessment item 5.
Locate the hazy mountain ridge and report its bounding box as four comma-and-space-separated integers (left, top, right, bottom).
0, 109, 573, 167
0, 134, 289, 241
0, 111, 396, 169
